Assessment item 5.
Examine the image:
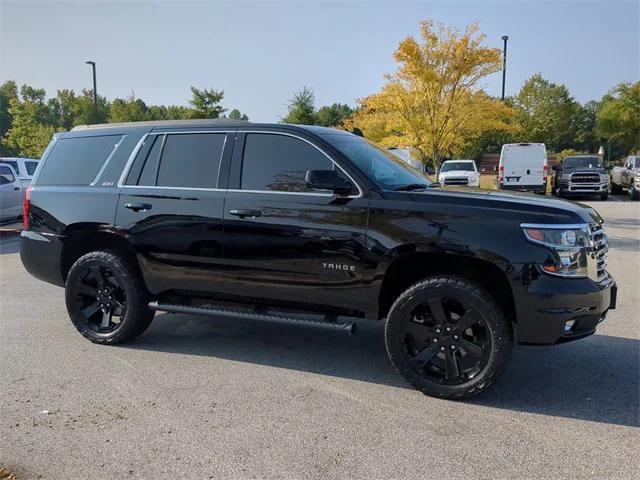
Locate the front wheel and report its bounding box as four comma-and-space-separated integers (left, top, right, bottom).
65, 250, 155, 344
385, 276, 513, 400
600, 191, 609, 201
630, 184, 639, 201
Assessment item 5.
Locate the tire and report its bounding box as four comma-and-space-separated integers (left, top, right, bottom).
600, 192, 609, 201
65, 250, 154, 344
630, 184, 639, 201
610, 180, 622, 194
385, 275, 513, 400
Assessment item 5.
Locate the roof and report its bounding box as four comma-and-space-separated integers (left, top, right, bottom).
69, 119, 352, 138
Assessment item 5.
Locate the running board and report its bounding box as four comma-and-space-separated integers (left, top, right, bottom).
149, 301, 357, 335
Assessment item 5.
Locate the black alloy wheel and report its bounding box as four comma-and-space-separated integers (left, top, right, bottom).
72, 264, 127, 333
65, 251, 155, 344
385, 276, 512, 400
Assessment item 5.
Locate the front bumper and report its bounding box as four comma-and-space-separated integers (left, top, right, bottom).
558, 180, 608, 194
511, 265, 616, 345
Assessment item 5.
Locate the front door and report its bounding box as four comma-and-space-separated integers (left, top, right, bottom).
222, 131, 371, 315
115, 130, 232, 296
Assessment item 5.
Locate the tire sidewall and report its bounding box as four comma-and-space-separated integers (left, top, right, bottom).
385, 277, 512, 399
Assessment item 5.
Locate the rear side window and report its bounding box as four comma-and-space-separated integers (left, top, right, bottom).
37, 135, 121, 186
25, 161, 38, 176
0, 165, 15, 184
1, 160, 18, 172
241, 133, 334, 192
155, 133, 225, 188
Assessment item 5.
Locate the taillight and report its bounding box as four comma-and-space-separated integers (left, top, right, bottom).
499, 165, 504, 183
543, 164, 548, 181
23, 184, 32, 230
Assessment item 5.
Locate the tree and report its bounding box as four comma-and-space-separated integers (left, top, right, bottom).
109, 94, 149, 123
0, 80, 19, 154
596, 81, 640, 154
228, 108, 248, 121
347, 21, 518, 173
572, 100, 600, 153
189, 86, 226, 118
3, 93, 58, 158
512, 74, 580, 152
315, 103, 353, 127
282, 87, 316, 124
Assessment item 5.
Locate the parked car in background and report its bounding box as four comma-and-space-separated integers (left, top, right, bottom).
551, 155, 608, 200
438, 159, 480, 187
0, 157, 39, 187
497, 143, 547, 193
0, 163, 23, 222
610, 155, 640, 200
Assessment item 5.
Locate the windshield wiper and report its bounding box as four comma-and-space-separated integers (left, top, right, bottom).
394, 183, 430, 191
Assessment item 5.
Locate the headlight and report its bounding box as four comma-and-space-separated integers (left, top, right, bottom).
600, 173, 608, 183
521, 223, 592, 277
561, 174, 571, 181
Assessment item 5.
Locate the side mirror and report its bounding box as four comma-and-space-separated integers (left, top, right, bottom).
305, 170, 353, 195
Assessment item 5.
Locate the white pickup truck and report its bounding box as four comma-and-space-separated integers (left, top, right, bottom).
610, 155, 640, 200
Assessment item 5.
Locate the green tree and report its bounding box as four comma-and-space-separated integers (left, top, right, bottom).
282, 87, 316, 124
0, 80, 19, 154
228, 108, 249, 121
189, 86, 226, 118
109, 94, 149, 123
3, 94, 58, 158
513, 74, 580, 152
596, 81, 640, 154
315, 103, 353, 127
573, 100, 600, 153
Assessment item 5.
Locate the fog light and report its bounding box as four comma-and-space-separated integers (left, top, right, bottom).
564, 320, 576, 332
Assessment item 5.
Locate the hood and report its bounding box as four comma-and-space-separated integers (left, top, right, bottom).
391, 186, 602, 225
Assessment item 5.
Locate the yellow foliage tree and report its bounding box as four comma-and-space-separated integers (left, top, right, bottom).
347, 21, 519, 173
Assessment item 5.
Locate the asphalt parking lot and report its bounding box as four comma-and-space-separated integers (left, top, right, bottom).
1, 198, 638, 480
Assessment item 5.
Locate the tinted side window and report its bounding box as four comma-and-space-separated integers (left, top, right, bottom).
25, 161, 38, 176
156, 133, 225, 188
1, 160, 18, 172
37, 135, 120, 186
241, 133, 334, 192
0, 166, 15, 183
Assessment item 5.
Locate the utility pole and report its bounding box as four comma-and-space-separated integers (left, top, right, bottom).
85, 61, 98, 122
501, 36, 509, 101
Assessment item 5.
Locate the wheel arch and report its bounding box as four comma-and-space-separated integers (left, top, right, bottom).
377, 252, 517, 327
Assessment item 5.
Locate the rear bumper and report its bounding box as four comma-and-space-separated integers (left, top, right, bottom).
20, 230, 65, 287
511, 265, 616, 345
499, 183, 546, 193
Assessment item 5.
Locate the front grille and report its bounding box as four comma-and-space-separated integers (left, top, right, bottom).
572, 173, 600, 184
443, 177, 469, 186
591, 223, 608, 280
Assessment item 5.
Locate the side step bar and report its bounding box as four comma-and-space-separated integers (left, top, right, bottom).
149, 301, 357, 335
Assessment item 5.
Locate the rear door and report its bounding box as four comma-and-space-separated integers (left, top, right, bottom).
0, 165, 22, 220
115, 129, 233, 296
221, 130, 371, 314
502, 144, 545, 186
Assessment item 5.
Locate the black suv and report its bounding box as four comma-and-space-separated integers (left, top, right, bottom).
21, 120, 616, 399
552, 155, 609, 200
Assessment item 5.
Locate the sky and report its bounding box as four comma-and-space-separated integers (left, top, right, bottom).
1, 0, 638, 122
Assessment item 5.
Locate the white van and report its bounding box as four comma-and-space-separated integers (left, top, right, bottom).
0, 157, 39, 187
498, 143, 547, 193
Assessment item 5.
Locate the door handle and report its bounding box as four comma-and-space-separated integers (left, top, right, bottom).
124, 202, 152, 212
229, 209, 262, 218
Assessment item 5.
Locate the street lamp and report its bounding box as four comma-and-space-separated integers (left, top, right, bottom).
501, 36, 509, 101
85, 60, 98, 122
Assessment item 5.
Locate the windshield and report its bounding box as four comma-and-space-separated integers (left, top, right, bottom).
441, 161, 475, 172
326, 135, 431, 190
563, 157, 602, 169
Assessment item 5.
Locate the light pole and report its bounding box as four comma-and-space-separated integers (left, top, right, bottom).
501, 35, 509, 101
85, 61, 98, 122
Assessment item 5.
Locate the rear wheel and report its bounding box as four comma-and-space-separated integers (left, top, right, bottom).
385, 276, 512, 400
65, 251, 154, 344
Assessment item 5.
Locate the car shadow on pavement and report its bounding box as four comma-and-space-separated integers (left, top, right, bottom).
129, 313, 638, 427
